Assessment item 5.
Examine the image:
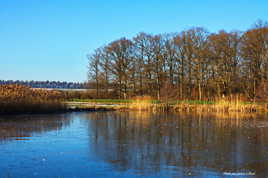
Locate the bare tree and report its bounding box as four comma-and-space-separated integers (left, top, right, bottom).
106, 38, 133, 99
240, 22, 268, 100
208, 30, 241, 98
88, 48, 102, 97
86, 20, 268, 101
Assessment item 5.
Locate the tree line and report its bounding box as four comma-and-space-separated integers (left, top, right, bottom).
0, 80, 87, 89
88, 21, 268, 101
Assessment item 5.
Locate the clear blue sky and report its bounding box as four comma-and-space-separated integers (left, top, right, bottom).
0, 0, 267, 82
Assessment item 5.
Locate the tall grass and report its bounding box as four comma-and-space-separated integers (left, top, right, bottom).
129, 96, 153, 111
127, 96, 171, 112
174, 98, 268, 113
66, 96, 268, 113
0, 85, 65, 114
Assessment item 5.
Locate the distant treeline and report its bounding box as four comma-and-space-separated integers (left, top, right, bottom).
88, 20, 268, 101
0, 80, 87, 89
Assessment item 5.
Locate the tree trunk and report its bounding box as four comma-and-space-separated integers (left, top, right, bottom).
198, 82, 202, 100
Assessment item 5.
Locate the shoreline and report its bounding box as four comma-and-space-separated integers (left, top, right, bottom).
66, 101, 268, 113
1, 100, 268, 116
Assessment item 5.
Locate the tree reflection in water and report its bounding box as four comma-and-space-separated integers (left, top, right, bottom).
0, 114, 72, 143
83, 112, 268, 177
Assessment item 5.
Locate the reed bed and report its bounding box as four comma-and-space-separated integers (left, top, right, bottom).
128, 96, 169, 112
0, 84, 65, 114
173, 99, 268, 113
67, 97, 268, 113
122, 98, 268, 113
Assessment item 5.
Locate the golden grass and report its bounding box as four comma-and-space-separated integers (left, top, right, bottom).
66, 95, 268, 114
127, 96, 268, 113
129, 96, 153, 111
174, 99, 268, 113
0, 84, 65, 114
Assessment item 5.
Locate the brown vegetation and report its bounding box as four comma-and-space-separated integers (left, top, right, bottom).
88, 20, 268, 102
174, 101, 268, 113
0, 85, 65, 114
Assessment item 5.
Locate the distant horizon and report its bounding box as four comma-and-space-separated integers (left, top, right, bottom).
1, 0, 267, 82
0, 79, 87, 83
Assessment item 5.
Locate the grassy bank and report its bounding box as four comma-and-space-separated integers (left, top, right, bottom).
1, 84, 267, 115
67, 99, 268, 113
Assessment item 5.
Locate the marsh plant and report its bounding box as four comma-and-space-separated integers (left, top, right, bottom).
0, 84, 65, 114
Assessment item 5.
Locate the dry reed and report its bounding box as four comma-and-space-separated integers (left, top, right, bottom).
174, 99, 268, 113
0, 84, 65, 114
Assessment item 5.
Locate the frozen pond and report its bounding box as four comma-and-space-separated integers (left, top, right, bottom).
0, 112, 268, 177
